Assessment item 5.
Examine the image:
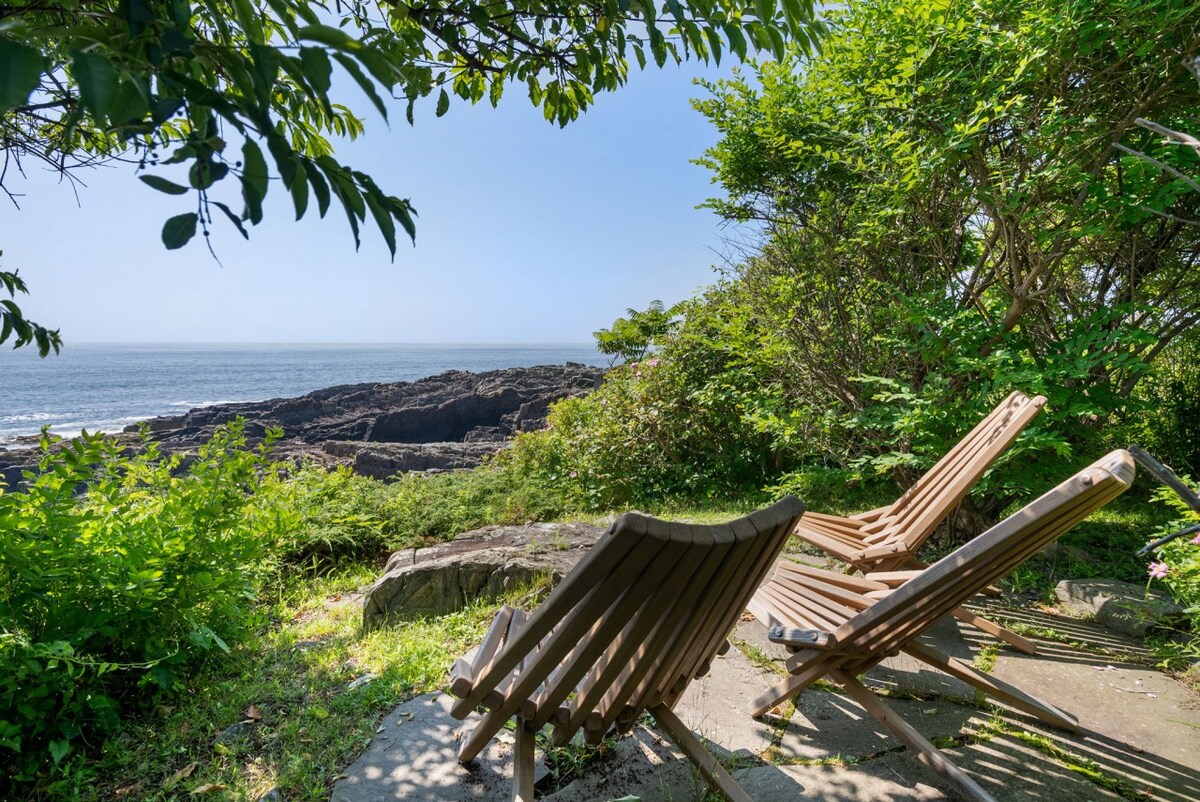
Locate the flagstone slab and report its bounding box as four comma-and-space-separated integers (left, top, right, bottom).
540, 727, 698, 802
989, 652, 1200, 802
777, 689, 978, 762
739, 758, 944, 801
672, 648, 783, 758
330, 692, 541, 802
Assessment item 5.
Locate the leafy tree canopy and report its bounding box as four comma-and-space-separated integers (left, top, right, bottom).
695, 0, 1200, 411
514, 0, 1200, 531
0, 0, 821, 353
593, 298, 684, 363
0, 1, 821, 253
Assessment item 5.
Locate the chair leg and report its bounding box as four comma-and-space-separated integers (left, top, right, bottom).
830, 670, 996, 802
650, 704, 754, 802
749, 656, 832, 717
903, 642, 1078, 731
952, 607, 1038, 655
514, 720, 537, 802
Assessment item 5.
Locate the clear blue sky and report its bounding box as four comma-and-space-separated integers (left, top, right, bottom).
3, 60, 748, 345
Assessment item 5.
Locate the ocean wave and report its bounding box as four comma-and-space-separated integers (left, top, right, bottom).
0, 415, 147, 445
167, 400, 241, 408
0, 412, 58, 423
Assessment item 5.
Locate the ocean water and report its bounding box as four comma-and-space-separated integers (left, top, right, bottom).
0, 343, 607, 444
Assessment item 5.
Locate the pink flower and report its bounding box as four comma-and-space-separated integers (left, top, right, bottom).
636, 371, 643, 378
1192, 532, 1200, 546
569, 470, 578, 479
645, 358, 660, 368
1148, 561, 1169, 579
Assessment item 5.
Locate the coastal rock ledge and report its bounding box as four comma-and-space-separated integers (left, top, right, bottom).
0, 364, 605, 488
138, 363, 604, 478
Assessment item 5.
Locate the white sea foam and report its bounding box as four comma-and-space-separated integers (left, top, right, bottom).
167, 400, 241, 408
0, 416, 146, 445
0, 412, 58, 423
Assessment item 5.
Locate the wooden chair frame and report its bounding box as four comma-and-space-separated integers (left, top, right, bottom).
448, 496, 807, 802
747, 451, 1136, 802
792, 390, 1047, 654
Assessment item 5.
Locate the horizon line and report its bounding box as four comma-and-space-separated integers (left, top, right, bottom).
16, 341, 602, 348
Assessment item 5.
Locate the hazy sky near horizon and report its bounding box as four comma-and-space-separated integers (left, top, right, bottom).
3, 59, 752, 345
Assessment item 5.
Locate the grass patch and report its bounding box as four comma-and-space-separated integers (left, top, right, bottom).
973, 716, 1151, 801
972, 643, 1000, 673
67, 565, 497, 802
731, 637, 787, 676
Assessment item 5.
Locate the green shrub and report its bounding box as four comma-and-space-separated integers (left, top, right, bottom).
1147, 481, 1200, 629
1121, 335, 1200, 478
258, 463, 391, 569
0, 422, 277, 785
380, 460, 573, 547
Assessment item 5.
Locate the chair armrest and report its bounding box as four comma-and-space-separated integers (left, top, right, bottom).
768, 626, 837, 650
857, 541, 909, 561
862, 569, 923, 587
850, 505, 891, 522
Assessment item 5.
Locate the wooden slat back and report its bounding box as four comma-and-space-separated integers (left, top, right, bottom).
870, 391, 1046, 552
836, 450, 1134, 660
453, 496, 805, 755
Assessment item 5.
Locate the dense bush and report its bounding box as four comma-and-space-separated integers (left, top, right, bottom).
380, 458, 574, 544
508, 278, 1154, 526
259, 463, 392, 568
1121, 334, 1200, 478
258, 455, 579, 561
520, 0, 1196, 532
1147, 482, 1200, 632
512, 296, 783, 510
0, 423, 278, 785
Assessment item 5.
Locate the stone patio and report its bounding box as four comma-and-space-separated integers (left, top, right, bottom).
332, 595, 1200, 802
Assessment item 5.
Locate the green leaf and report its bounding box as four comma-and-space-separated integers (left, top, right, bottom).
139, 175, 190, 195
331, 52, 388, 120
150, 97, 185, 124
766, 24, 786, 60
0, 38, 44, 113
266, 132, 298, 187
72, 51, 120, 120
161, 213, 198, 249
299, 46, 332, 95
231, 0, 264, 44
296, 24, 359, 51
725, 25, 747, 60
363, 190, 397, 258
188, 160, 229, 190
705, 28, 723, 66
289, 167, 309, 220
48, 739, 70, 766
390, 197, 416, 243
302, 159, 331, 217
108, 77, 151, 124
212, 201, 249, 239
436, 88, 450, 117
241, 139, 269, 224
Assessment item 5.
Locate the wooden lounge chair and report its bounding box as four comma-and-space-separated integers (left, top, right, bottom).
448, 496, 807, 802
796, 390, 1046, 653
747, 450, 1135, 802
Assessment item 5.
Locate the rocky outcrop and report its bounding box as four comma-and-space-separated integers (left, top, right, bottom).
0, 364, 604, 488
322, 441, 509, 480
362, 522, 607, 628
1055, 578, 1184, 635
130, 364, 603, 446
